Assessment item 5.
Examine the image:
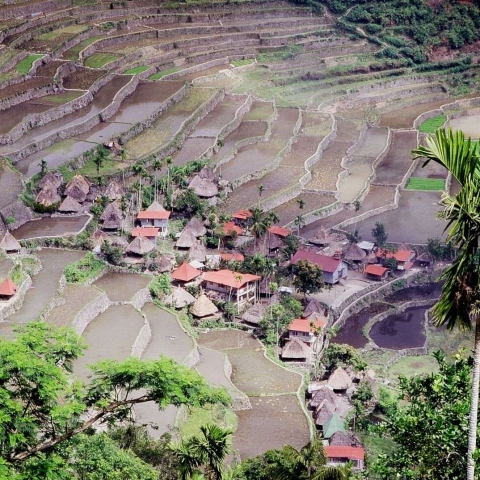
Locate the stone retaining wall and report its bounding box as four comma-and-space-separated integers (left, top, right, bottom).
0, 50, 27, 75
131, 316, 152, 358
72, 291, 111, 335
0, 83, 60, 113
52, 26, 99, 60
222, 352, 252, 411
413, 108, 444, 129
131, 287, 152, 311
0, 275, 32, 322
0, 0, 70, 21
161, 57, 229, 81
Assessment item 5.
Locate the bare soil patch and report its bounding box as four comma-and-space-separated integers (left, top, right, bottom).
0, 77, 52, 100
62, 67, 105, 90
449, 114, 480, 139
243, 100, 274, 121
379, 99, 448, 129
172, 137, 214, 165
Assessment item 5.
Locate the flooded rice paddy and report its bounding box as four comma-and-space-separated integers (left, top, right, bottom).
93, 272, 151, 302
13, 215, 90, 239
449, 114, 480, 139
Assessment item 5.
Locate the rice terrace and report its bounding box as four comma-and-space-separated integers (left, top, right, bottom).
0, 0, 480, 478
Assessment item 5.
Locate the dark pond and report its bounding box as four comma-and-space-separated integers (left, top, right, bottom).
12, 215, 90, 239
385, 282, 442, 304
369, 306, 428, 350
332, 302, 391, 348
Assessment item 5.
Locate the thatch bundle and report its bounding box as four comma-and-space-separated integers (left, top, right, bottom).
189, 294, 218, 318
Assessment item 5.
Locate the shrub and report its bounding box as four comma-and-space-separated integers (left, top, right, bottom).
149, 273, 172, 298
64, 253, 105, 284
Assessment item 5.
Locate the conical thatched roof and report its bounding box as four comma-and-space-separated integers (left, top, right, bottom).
156, 254, 172, 273
328, 367, 353, 391
305, 311, 328, 323
104, 179, 124, 200
189, 293, 218, 318
315, 400, 336, 427
35, 186, 61, 207
176, 228, 197, 249
185, 216, 207, 237
188, 176, 218, 198
64, 184, 87, 203
189, 242, 207, 262
329, 430, 360, 447
146, 200, 166, 212
281, 338, 312, 360
303, 298, 324, 319
416, 252, 432, 264
38, 171, 63, 189
101, 202, 123, 230
310, 386, 338, 409
198, 165, 217, 182
242, 302, 266, 325
65, 174, 90, 195
92, 229, 107, 247
126, 236, 155, 255
310, 227, 329, 246
58, 196, 82, 213
344, 242, 367, 262
165, 286, 195, 309
0, 231, 21, 252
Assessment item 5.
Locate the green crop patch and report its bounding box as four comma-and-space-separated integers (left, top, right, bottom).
231, 58, 255, 67
418, 115, 446, 133
405, 177, 445, 191
84, 53, 120, 69
124, 65, 149, 75
148, 67, 180, 80
15, 54, 43, 74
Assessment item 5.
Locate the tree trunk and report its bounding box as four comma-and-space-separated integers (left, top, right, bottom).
467, 315, 480, 480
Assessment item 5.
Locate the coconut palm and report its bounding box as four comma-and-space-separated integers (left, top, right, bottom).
249, 207, 270, 249
412, 127, 480, 480
270, 436, 346, 480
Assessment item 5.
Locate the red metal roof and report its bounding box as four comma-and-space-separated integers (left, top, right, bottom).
222, 222, 242, 236
203, 269, 261, 289
220, 253, 245, 262
289, 317, 327, 332
269, 225, 291, 238
291, 250, 342, 273
325, 446, 365, 461
376, 248, 413, 262
132, 227, 159, 237
232, 210, 253, 220
0, 278, 16, 296
137, 210, 171, 220
364, 265, 388, 276
171, 262, 202, 282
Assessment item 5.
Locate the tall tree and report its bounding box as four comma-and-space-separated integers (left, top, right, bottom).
0, 322, 229, 478
293, 259, 324, 300
371, 222, 387, 247
249, 207, 270, 249
412, 127, 480, 480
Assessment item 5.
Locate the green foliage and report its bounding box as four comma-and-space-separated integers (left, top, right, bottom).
174, 189, 206, 217
418, 115, 447, 133
369, 352, 472, 479
426, 237, 454, 261
15, 54, 43, 74
124, 65, 149, 74
371, 222, 387, 247
0, 322, 229, 478
148, 67, 181, 80
383, 257, 397, 270
322, 343, 367, 375
64, 252, 105, 283
101, 241, 124, 266
293, 260, 324, 297
149, 273, 172, 298
405, 177, 445, 191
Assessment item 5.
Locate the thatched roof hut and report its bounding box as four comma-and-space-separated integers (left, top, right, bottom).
38, 171, 63, 190
198, 165, 217, 182
92, 229, 107, 247
310, 386, 338, 409
188, 176, 218, 198
189, 242, 207, 262
0, 232, 21, 253
416, 252, 432, 265
344, 243, 366, 262
185, 216, 207, 238
156, 254, 172, 273
189, 294, 218, 318
176, 228, 197, 249
165, 286, 195, 309
281, 338, 312, 361
58, 196, 82, 214
104, 180, 124, 200
303, 298, 324, 319
315, 400, 336, 428
101, 202, 124, 230
310, 227, 329, 246
64, 175, 90, 203
242, 302, 266, 325
328, 367, 353, 392
146, 200, 166, 211
329, 430, 361, 447
366, 252, 378, 264
35, 186, 61, 207
126, 236, 155, 256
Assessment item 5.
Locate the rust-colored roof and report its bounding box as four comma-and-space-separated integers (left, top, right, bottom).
291, 250, 342, 273
232, 210, 253, 220
222, 221, 242, 236
171, 262, 202, 282
0, 278, 17, 296
220, 252, 245, 262
137, 210, 171, 220
376, 248, 413, 262
288, 318, 326, 333
132, 227, 159, 237
269, 225, 291, 238
203, 269, 260, 289
324, 446, 365, 461
364, 265, 388, 276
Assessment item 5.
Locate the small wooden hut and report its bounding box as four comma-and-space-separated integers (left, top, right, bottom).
156, 254, 173, 273
185, 216, 207, 238
176, 227, 197, 249
58, 196, 82, 214
344, 243, 366, 263
64, 174, 90, 203
241, 302, 266, 325
38, 171, 63, 190
310, 227, 330, 246
35, 187, 61, 207
198, 165, 217, 182
92, 230, 107, 247
104, 179, 124, 201
189, 293, 218, 318
126, 236, 155, 256
0, 232, 21, 254
281, 338, 313, 362
165, 286, 195, 309
0, 278, 17, 299
328, 367, 353, 393
101, 202, 124, 231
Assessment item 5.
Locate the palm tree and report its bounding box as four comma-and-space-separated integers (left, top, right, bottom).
270, 436, 346, 480
249, 207, 269, 250
294, 214, 305, 236
412, 127, 480, 480
297, 198, 305, 210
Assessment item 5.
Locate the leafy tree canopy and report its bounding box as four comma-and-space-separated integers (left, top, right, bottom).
293, 260, 324, 298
